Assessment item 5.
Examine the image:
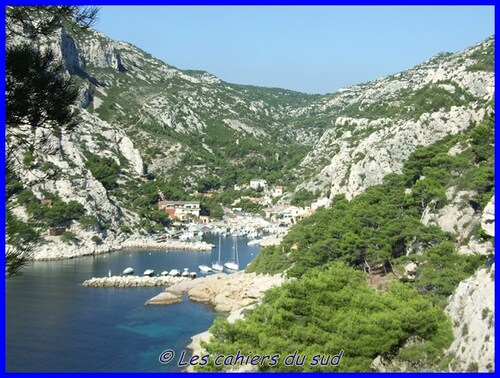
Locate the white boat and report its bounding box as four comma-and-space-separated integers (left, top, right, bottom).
199, 265, 212, 273
181, 268, 190, 277
224, 261, 239, 271
212, 234, 224, 272
189, 272, 197, 279
212, 262, 223, 271
224, 236, 239, 271
122, 267, 134, 275
247, 238, 262, 246
143, 269, 154, 277
161, 270, 168, 276
168, 269, 180, 277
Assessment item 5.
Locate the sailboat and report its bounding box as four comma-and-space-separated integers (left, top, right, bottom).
224, 236, 239, 271
212, 234, 224, 272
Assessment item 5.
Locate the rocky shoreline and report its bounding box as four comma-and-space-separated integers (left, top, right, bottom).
146, 271, 286, 311
146, 271, 287, 371
32, 235, 214, 261
122, 238, 214, 252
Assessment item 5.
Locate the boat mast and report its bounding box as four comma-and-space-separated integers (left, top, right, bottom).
218, 233, 221, 264
235, 235, 239, 265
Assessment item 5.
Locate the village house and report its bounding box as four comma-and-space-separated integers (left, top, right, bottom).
158, 200, 200, 221
199, 215, 211, 224
271, 185, 284, 197
249, 179, 267, 190
263, 205, 311, 224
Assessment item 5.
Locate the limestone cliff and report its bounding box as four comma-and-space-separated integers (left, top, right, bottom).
294, 38, 493, 200
445, 263, 494, 372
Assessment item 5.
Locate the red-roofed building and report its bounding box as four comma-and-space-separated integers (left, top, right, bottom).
158, 200, 200, 221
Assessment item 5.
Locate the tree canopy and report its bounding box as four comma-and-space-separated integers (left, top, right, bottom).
200, 263, 453, 372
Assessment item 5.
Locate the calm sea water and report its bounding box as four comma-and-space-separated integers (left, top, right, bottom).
6, 235, 260, 372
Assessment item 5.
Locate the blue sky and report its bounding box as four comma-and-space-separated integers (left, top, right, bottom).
95, 6, 494, 94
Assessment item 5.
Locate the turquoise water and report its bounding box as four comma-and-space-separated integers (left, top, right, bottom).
6, 235, 260, 372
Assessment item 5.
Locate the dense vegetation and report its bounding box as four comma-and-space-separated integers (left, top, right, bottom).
342, 81, 478, 121
199, 263, 453, 372
17, 189, 86, 228
84, 152, 121, 190
204, 115, 494, 371
249, 115, 493, 280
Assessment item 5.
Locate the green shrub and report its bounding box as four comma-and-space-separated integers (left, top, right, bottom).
61, 231, 78, 244
23, 150, 35, 167
17, 189, 37, 205
91, 235, 102, 244
78, 215, 100, 231
85, 153, 121, 190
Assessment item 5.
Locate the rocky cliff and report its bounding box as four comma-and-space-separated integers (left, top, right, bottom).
293, 38, 493, 200
6, 16, 493, 260
445, 263, 494, 372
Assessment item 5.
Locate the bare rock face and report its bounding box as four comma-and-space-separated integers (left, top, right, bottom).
146, 271, 286, 312
421, 188, 493, 257
9, 108, 148, 260
481, 196, 495, 237
79, 32, 125, 72
421, 188, 478, 243
294, 38, 493, 200
187, 271, 286, 312
445, 264, 494, 372
118, 136, 145, 175
146, 291, 183, 305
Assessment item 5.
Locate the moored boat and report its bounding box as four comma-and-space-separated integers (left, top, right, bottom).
212, 234, 224, 272
168, 269, 181, 277
224, 261, 239, 271
224, 236, 239, 271
143, 269, 154, 277
199, 265, 212, 273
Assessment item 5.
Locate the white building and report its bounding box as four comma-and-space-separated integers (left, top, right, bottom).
249, 179, 267, 190
158, 200, 200, 221
272, 185, 284, 197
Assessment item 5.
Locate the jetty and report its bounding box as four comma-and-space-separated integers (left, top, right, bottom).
82, 275, 189, 288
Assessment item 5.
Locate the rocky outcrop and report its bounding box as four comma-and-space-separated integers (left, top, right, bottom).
78, 32, 125, 72
148, 290, 185, 305
118, 136, 145, 175
481, 196, 495, 237
421, 188, 478, 242
188, 272, 285, 312
146, 271, 286, 312
298, 107, 488, 200
445, 264, 494, 372
420, 188, 493, 257
294, 38, 493, 200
